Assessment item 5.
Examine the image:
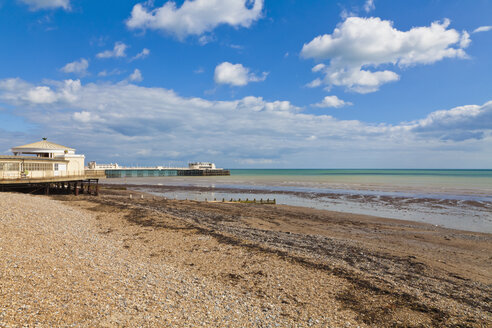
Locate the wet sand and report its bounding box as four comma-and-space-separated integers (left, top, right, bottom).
104, 183, 492, 233
1, 187, 491, 327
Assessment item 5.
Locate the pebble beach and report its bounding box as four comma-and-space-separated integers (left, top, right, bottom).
1, 189, 491, 327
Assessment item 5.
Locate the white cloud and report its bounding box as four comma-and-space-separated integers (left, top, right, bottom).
236, 96, 299, 112
26, 86, 57, 104
214, 62, 267, 86
19, 0, 70, 10
324, 67, 399, 94
313, 96, 353, 108
98, 69, 124, 77
198, 34, 216, 45
129, 69, 143, 82
312, 64, 326, 72
132, 48, 150, 61
73, 111, 103, 123
301, 17, 470, 93
61, 58, 89, 75
237, 158, 274, 165
473, 26, 492, 33
126, 0, 264, 40
363, 0, 375, 13
405, 102, 492, 141
96, 42, 128, 59
0, 77, 491, 168
460, 31, 471, 48
0, 78, 81, 105
305, 78, 322, 88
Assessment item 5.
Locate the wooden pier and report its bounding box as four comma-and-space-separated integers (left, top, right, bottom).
105, 168, 230, 178
0, 171, 105, 196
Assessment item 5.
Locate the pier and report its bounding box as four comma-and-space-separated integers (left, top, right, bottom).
0, 174, 105, 195
0, 139, 105, 195
91, 162, 230, 178
104, 168, 230, 178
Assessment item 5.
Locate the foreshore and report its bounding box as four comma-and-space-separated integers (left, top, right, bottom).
103, 182, 492, 233
1, 187, 491, 327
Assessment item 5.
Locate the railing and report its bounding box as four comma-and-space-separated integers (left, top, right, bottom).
0, 170, 106, 181
83, 170, 107, 178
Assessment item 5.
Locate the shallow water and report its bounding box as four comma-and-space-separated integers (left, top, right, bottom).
103, 169, 492, 233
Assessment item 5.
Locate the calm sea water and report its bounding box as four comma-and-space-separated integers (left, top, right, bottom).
231, 169, 492, 177
225, 169, 492, 197
105, 169, 492, 232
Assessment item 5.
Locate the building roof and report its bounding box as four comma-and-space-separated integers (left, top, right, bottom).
12, 139, 75, 151
0, 155, 68, 162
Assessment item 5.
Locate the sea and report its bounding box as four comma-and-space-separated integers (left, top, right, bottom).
104, 169, 492, 233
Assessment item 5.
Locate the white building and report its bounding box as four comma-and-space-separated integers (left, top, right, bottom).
88, 162, 120, 170
8, 138, 85, 177
188, 162, 216, 170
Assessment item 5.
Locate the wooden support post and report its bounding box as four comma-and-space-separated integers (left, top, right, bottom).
95, 180, 99, 196
80, 181, 84, 194
74, 182, 79, 196
45, 184, 50, 195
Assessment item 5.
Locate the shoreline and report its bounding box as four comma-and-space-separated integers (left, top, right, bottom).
102, 182, 492, 233
1, 188, 491, 326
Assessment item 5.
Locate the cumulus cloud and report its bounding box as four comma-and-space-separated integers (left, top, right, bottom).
73, 111, 103, 123
26, 86, 58, 104
0, 78, 81, 105
214, 62, 267, 86
128, 69, 143, 82
131, 48, 150, 61
236, 96, 299, 112
126, 0, 264, 40
313, 96, 352, 108
405, 102, 492, 141
305, 78, 322, 88
96, 42, 128, 59
0, 77, 491, 168
473, 26, 492, 33
301, 17, 470, 93
19, 0, 70, 10
61, 58, 89, 75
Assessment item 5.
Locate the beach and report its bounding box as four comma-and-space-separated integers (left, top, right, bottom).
1, 188, 491, 327
105, 169, 492, 233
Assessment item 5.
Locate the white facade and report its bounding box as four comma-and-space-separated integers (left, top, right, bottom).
188, 162, 216, 170
88, 162, 120, 170
10, 139, 85, 176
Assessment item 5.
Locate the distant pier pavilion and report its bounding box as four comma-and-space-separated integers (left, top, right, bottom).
0, 139, 104, 195
89, 161, 230, 178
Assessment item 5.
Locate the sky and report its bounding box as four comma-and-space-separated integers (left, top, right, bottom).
0, 0, 491, 168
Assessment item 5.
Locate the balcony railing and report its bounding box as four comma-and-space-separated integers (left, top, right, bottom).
0, 170, 106, 181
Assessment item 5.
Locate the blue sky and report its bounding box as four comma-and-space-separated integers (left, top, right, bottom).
0, 0, 491, 168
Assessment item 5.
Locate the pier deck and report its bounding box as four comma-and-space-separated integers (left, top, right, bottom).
0, 171, 106, 195
0, 171, 105, 185
105, 168, 230, 178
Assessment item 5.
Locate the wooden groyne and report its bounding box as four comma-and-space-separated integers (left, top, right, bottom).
128, 194, 276, 204
210, 198, 276, 204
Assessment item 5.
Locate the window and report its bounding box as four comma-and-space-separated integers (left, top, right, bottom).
0, 162, 20, 171
24, 163, 54, 171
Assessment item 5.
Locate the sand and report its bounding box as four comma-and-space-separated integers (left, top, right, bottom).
0, 188, 491, 327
